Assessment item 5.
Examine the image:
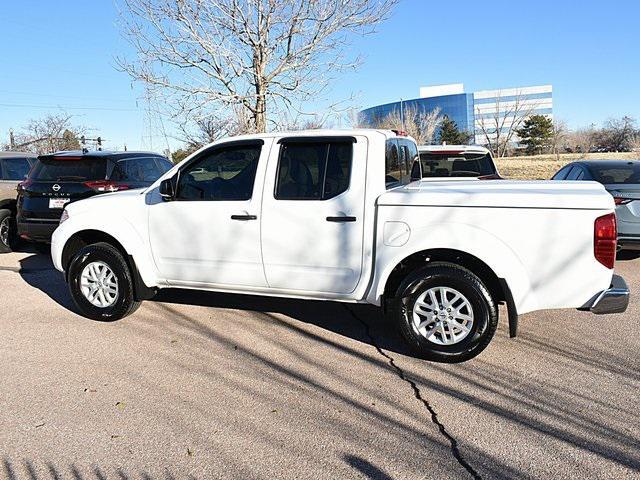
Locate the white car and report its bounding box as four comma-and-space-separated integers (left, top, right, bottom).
51, 129, 629, 363
418, 144, 502, 180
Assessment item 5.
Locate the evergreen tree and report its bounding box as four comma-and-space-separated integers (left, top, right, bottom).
439, 116, 472, 144
516, 115, 554, 155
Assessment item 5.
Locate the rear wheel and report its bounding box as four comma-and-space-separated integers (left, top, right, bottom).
0, 209, 16, 254
68, 242, 141, 321
392, 263, 498, 363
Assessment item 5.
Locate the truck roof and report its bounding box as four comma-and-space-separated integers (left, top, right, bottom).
207, 128, 408, 144
418, 144, 490, 155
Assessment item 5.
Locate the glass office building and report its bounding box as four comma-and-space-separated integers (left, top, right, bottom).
359, 83, 553, 145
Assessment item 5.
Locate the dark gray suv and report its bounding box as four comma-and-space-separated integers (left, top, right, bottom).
17, 150, 172, 245
0, 152, 36, 252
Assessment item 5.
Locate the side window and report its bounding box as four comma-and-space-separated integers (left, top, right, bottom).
275, 141, 352, 200
112, 157, 162, 182
155, 158, 173, 174
1, 158, 32, 180
566, 167, 583, 181
553, 165, 572, 180
176, 145, 261, 201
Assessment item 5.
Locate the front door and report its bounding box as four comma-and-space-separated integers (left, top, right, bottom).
148, 140, 268, 287
260, 136, 367, 295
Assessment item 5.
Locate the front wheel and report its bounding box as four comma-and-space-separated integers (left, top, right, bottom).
68, 242, 141, 321
392, 263, 498, 363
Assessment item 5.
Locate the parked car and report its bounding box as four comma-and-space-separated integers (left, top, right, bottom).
17, 150, 172, 244
418, 145, 502, 180
51, 130, 628, 363
551, 160, 640, 251
0, 152, 37, 252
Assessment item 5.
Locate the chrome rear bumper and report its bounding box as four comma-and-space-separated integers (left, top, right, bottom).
589, 275, 630, 315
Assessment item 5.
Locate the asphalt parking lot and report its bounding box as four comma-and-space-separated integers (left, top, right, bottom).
0, 251, 638, 480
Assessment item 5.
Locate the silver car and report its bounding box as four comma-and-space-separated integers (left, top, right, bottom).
552, 160, 640, 250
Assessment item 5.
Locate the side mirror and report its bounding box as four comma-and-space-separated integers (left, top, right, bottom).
159, 178, 175, 201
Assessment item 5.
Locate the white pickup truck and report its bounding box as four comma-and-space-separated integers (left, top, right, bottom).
51, 130, 629, 362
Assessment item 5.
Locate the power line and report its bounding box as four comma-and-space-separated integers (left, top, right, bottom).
0, 89, 134, 104
0, 102, 139, 112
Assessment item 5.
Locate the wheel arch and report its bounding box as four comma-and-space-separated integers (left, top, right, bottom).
62, 229, 156, 301
377, 248, 520, 337
0, 199, 17, 213
383, 248, 506, 305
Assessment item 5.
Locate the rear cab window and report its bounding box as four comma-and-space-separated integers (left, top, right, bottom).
386, 138, 420, 189
420, 151, 497, 178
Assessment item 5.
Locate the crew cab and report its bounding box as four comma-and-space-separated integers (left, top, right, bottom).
51, 130, 629, 362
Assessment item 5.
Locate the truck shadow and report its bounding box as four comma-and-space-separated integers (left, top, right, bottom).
16, 253, 413, 358
155, 289, 412, 356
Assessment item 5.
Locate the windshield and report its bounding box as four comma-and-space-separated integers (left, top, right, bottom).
589, 163, 640, 184
30, 158, 107, 182
420, 152, 496, 178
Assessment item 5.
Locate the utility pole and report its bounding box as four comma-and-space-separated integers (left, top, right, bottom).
400, 98, 405, 130
9, 130, 15, 150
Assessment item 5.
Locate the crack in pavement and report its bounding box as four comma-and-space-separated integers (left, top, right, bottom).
344, 305, 482, 480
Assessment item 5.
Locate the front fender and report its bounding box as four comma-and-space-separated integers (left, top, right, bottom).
51, 213, 159, 289
368, 221, 535, 313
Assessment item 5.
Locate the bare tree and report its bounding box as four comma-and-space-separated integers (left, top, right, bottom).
176, 105, 255, 150
366, 106, 443, 144
550, 119, 567, 161
598, 116, 636, 151
629, 133, 640, 152
475, 90, 540, 157
117, 0, 397, 133
567, 126, 597, 156
6, 113, 86, 154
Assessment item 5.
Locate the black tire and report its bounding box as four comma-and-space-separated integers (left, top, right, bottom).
392, 262, 498, 363
0, 209, 16, 254
67, 242, 141, 321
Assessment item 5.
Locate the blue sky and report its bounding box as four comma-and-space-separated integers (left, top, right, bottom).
1, 0, 639, 151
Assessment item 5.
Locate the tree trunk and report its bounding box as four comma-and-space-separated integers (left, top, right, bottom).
254, 84, 267, 133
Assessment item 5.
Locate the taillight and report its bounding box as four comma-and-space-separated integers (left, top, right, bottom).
594, 213, 617, 269
613, 197, 632, 205
84, 180, 130, 192
17, 179, 32, 192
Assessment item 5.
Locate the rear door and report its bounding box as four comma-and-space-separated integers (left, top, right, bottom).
260, 136, 367, 294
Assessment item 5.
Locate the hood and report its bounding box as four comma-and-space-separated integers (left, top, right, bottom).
379, 180, 614, 210
65, 188, 144, 215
